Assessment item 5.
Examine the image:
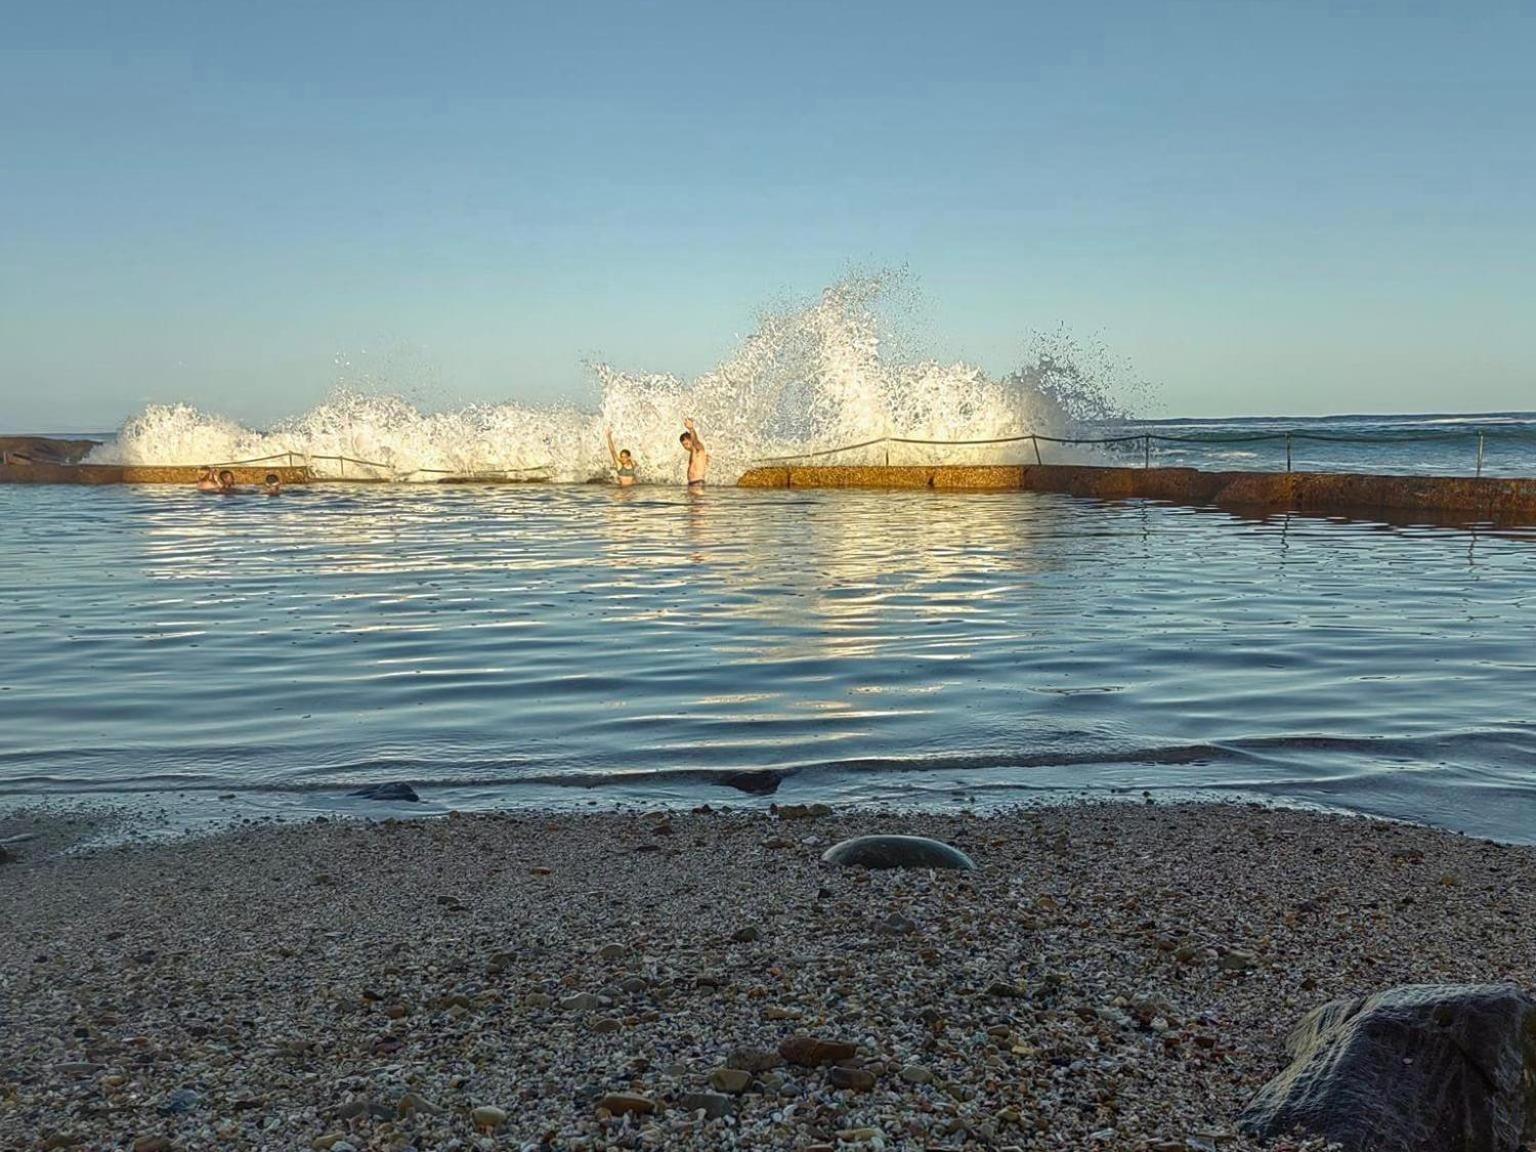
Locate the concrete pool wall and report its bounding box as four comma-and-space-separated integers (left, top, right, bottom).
737, 463, 1536, 524
5, 436, 1536, 523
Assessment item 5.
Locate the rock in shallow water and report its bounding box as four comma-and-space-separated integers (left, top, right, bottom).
348, 782, 420, 802
1239, 983, 1536, 1152
820, 835, 976, 871
715, 770, 784, 795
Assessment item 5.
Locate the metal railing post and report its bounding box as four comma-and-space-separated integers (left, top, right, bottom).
1285, 432, 1293, 473
1144, 435, 1151, 469
1032, 435, 1042, 465
884, 444, 890, 467
1476, 432, 1485, 478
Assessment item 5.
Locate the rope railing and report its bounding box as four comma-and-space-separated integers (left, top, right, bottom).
402, 464, 553, 477
172, 427, 1529, 482
754, 428, 1512, 477
205, 452, 303, 467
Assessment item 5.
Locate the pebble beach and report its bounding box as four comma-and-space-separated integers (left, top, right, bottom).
4, 801, 1535, 1152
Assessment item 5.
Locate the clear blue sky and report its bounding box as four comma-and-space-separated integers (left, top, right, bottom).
2, 0, 1532, 430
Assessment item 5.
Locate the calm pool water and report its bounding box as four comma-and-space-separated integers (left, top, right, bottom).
2, 484, 1534, 840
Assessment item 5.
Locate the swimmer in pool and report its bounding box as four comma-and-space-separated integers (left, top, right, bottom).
606, 428, 637, 487
196, 466, 220, 492
680, 418, 709, 489
263, 472, 283, 496
217, 469, 240, 494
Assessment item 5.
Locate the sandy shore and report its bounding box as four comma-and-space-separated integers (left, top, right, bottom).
3, 801, 1534, 1151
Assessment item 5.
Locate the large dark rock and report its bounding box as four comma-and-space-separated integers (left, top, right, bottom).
715, 770, 784, 795
820, 835, 976, 871
1239, 984, 1536, 1152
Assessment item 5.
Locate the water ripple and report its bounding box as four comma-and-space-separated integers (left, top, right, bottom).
2, 484, 1535, 839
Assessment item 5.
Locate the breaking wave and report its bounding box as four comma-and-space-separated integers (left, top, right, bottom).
90, 276, 1132, 483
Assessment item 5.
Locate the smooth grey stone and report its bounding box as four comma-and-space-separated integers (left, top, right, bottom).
820, 835, 976, 871
1240, 984, 1536, 1152
349, 782, 420, 802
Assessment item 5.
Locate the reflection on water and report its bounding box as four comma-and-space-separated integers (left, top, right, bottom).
2, 484, 1535, 841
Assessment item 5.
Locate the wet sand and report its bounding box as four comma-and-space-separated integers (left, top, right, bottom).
4, 802, 1534, 1151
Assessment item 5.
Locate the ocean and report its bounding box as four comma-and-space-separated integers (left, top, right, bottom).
1115, 412, 1536, 478
2, 479, 1533, 840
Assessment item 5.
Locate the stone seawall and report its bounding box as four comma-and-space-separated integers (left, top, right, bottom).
0, 438, 313, 486
737, 463, 1536, 524
6, 433, 1535, 523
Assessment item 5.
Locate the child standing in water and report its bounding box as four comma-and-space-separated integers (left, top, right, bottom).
680, 418, 709, 489
606, 428, 637, 486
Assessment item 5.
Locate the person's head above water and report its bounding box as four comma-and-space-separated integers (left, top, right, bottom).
263, 473, 282, 494
618, 449, 634, 466
679, 432, 693, 449
217, 470, 236, 490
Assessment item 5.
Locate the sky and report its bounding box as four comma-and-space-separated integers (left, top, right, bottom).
2, 0, 1533, 431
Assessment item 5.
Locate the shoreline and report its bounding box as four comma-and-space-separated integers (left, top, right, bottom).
5, 801, 1534, 1150
0, 782, 1499, 854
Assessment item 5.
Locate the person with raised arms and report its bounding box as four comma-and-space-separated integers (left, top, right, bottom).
680, 417, 709, 490
606, 427, 637, 487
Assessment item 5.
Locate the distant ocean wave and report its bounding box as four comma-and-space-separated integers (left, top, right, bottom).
1117, 412, 1536, 477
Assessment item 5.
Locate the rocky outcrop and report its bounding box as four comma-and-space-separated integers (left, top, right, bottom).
821, 835, 976, 871
1239, 984, 1536, 1152
0, 436, 99, 465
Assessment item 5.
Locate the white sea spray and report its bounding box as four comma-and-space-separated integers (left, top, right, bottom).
91, 277, 1124, 482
